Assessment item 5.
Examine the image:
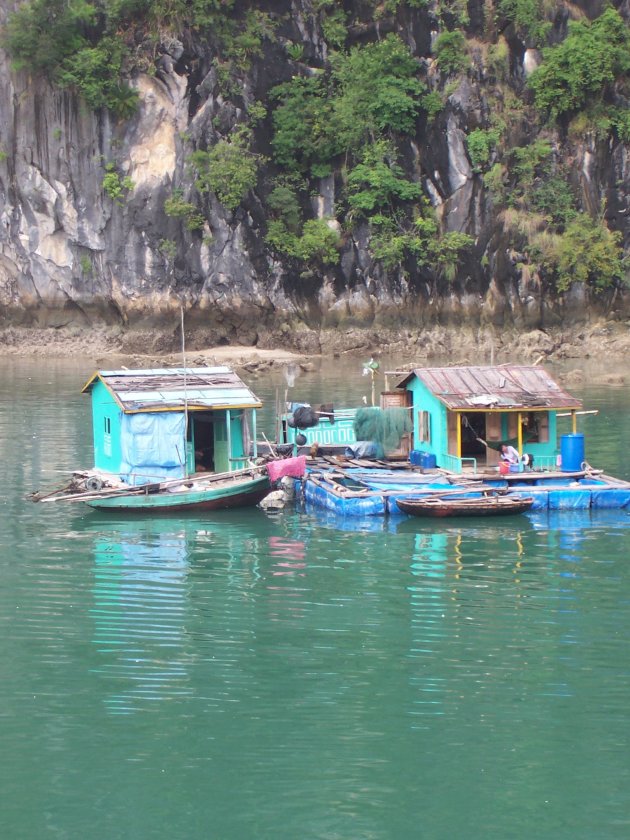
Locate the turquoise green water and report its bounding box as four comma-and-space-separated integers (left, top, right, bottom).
1, 358, 630, 839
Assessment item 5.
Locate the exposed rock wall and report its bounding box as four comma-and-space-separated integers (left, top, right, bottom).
0, 0, 628, 349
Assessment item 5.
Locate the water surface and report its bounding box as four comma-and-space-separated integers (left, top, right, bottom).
1, 356, 629, 839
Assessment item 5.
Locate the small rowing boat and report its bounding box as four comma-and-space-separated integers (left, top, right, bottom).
31, 467, 271, 512
396, 494, 534, 518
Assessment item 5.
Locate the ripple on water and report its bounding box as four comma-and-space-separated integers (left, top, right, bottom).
3, 360, 630, 838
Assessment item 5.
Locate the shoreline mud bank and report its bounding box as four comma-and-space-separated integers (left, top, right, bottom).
0, 323, 629, 381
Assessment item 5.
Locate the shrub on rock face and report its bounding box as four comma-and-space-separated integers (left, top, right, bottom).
3, 0, 137, 116
295, 220, 341, 265
266, 218, 340, 267
535, 213, 625, 293
347, 142, 422, 215
190, 130, 262, 212
434, 30, 468, 77
466, 128, 502, 173
271, 34, 424, 174
164, 191, 205, 231
102, 164, 134, 204
496, 0, 552, 47
529, 8, 630, 121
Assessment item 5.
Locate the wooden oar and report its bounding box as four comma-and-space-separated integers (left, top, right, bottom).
261, 432, 279, 458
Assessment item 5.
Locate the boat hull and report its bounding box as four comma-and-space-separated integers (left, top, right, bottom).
85, 474, 270, 512
396, 496, 534, 518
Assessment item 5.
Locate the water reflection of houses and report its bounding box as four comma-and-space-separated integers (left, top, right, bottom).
87, 515, 265, 714
404, 522, 536, 726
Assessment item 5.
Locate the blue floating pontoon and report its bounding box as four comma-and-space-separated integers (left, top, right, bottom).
284, 364, 630, 519
298, 467, 630, 517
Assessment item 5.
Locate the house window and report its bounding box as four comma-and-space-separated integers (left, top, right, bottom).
418, 411, 431, 444
104, 416, 112, 457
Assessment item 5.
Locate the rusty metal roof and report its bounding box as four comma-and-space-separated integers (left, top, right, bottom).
82, 367, 263, 413
395, 365, 582, 411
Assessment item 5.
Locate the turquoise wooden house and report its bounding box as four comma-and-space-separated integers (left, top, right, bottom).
394, 365, 583, 473
81, 367, 262, 485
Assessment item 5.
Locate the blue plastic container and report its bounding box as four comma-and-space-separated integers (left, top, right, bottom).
409, 450, 423, 466
420, 452, 437, 469
560, 433, 585, 472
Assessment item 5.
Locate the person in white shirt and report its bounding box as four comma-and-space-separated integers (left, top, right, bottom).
500, 444, 520, 465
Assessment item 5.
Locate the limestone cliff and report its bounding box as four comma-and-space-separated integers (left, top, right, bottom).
0, 0, 628, 350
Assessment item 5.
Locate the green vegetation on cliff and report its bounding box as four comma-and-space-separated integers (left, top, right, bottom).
269, 34, 473, 272
3, 0, 138, 115
272, 35, 426, 173
529, 8, 630, 133
190, 129, 262, 212
2, 0, 628, 298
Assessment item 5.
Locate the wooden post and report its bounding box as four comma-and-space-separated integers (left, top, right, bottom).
456, 412, 462, 458
181, 305, 189, 477
517, 412, 523, 454
572, 411, 577, 433
226, 409, 232, 471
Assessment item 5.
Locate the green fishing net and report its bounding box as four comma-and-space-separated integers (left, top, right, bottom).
353, 407, 412, 450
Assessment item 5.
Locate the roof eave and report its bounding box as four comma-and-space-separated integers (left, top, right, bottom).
447, 402, 583, 411
81, 372, 127, 410
80, 371, 101, 393
121, 402, 263, 414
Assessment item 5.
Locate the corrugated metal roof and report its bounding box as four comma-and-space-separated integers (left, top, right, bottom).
82, 367, 263, 412
396, 365, 582, 410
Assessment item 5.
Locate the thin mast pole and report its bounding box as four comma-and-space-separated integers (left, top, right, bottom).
181, 305, 189, 477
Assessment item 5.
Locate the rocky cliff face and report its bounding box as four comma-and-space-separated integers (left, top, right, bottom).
0, 0, 628, 351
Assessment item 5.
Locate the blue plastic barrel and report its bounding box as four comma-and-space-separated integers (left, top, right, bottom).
560, 433, 585, 472
409, 450, 423, 466
420, 452, 437, 469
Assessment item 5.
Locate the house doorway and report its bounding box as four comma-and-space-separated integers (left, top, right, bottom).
191, 414, 215, 473
460, 413, 489, 464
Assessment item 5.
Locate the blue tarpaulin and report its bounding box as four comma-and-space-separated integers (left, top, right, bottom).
303, 480, 386, 516
548, 489, 591, 510
119, 412, 186, 485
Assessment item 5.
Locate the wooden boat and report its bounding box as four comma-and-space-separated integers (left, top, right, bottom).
32, 467, 271, 513
396, 494, 534, 518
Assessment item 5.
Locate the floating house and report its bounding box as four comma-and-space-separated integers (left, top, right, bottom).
82, 367, 262, 485
394, 365, 583, 473
294, 364, 630, 517
281, 365, 582, 471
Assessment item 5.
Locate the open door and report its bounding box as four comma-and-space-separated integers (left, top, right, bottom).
190, 414, 216, 473
460, 413, 489, 463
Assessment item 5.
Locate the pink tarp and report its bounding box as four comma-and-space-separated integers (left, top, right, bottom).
266, 455, 307, 483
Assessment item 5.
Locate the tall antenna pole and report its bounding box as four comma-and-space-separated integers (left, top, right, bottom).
181, 304, 187, 369
181, 305, 189, 477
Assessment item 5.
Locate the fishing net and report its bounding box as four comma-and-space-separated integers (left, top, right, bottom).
353, 407, 412, 451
